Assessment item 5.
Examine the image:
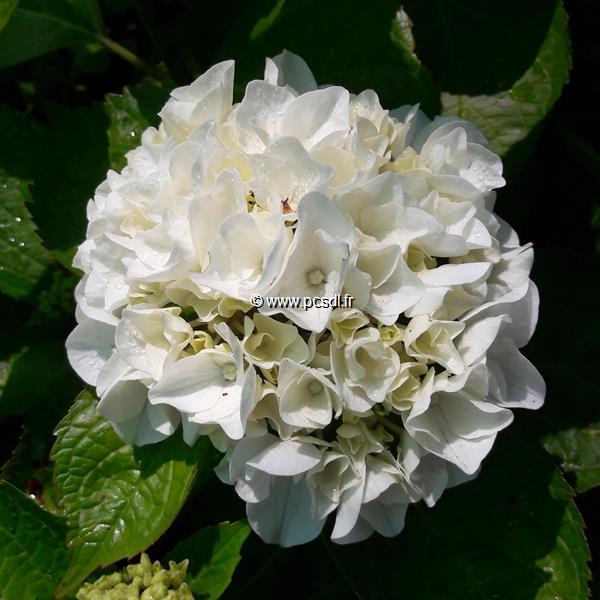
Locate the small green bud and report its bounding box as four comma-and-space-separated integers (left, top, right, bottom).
76, 553, 195, 600
141, 582, 168, 599
177, 583, 195, 600
141, 554, 153, 572
150, 568, 169, 586
169, 560, 189, 588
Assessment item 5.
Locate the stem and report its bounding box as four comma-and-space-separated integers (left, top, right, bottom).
237, 547, 283, 594
97, 35, 164, 79
376, 415, 405, 437
320, 533, 361, 598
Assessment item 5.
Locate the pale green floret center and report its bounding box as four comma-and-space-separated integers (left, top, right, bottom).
309, 380, 324, 395
222, 363, 237, 381
307, 269, 325, 286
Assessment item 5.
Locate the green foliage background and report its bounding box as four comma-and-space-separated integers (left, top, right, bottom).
0, 1, 598, 598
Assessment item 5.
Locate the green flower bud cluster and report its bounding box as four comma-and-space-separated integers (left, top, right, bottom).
76, 553, 194, 600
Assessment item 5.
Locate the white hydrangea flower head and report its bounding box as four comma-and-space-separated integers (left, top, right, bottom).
67, 50, 545, 547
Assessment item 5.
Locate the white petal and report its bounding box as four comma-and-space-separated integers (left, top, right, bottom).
98, 377, 147, 423
436, 394, 514, 439
404, 404, 503, 475
148, 351, 228, 413
229, 434, 277, 483
331, 476, 365, 541
488, 338, 545, 409
264, 50, 317, 94
247, 476, 325, 546
264, 193, 354, 331
247, 439, 322, 476
160, 60, 234, 138
418, 262, 490, 286
281, 87, 350, 149
66, 318, 115, 386
362, 500, 408, 538
99, 378, 180, 446
330, 515, 374, 545
232, 81, 295, 152
457, 315, 505, 366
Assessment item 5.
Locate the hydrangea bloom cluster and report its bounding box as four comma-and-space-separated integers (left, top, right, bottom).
67, 51, 545, 546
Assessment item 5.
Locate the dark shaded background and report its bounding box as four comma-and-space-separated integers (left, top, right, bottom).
0, 0, 598, 597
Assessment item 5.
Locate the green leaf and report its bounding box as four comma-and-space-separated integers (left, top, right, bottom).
0, 339, 80, 425
0, 171, 51, 299
52, 390, 215, 598
0, 481, 70, 600
440, 1, 571, 155
1, 427, 62, 513
1, 102, 107, 258
66, 0, 103, 32
402, 0, 562, 95
0, 352, 13, 391
104, 81, 170, 171
329, 428, 590, 599
525, 248, 600, 493
0, 104, 46, 180
105, 88, 147, 171
0, 0, 97, 68
29, 103, 109, 252
166, 521, 251, 600
216, 0, 440, 114
544, 424, 600, 493
249, 0, 284, 41
0, 0, 19, 33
